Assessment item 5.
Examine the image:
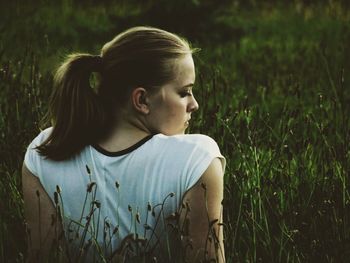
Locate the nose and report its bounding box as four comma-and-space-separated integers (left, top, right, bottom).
188, 95, 199, 112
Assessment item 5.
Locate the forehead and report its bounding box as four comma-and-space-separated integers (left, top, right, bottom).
171, 54, 195, 84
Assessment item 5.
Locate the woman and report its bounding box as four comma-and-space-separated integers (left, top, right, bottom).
23, 26, 225, 262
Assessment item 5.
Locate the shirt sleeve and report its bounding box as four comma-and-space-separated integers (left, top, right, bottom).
182, 135, 226, 192
24, 127, 52, 178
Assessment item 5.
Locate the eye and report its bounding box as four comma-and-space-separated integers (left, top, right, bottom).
179, 90, 193, 98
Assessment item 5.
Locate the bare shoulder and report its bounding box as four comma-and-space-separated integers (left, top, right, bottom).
22, 163, 64, 261
182, 157, 224, 214
22, 162, 56, 236
179, 158, 225, 262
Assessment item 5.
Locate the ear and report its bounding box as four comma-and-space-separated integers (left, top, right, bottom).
131, 87, 150, 114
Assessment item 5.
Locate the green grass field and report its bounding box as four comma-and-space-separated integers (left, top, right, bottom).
1, 0, 349, 262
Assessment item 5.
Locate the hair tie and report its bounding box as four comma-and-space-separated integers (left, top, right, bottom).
91, 55, 103, 72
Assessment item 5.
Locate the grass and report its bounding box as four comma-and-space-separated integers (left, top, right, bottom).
1, 0, 350, 262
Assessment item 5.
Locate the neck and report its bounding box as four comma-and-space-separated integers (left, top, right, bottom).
96, 114, 152, 152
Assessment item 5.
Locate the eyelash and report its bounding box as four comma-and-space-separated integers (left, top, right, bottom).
179, 91, 192, 97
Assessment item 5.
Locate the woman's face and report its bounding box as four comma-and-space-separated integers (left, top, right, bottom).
146, 54, 199, 135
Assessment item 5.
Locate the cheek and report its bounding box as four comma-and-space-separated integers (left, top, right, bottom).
167, 101, 186, 118
160, 97, 181, 114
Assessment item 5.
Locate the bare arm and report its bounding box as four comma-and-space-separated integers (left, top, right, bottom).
179, 158, 225, 263
22, 163, 65, 262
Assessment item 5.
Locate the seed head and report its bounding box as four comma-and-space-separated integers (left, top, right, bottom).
85, 165, 91, 175
56, 185, 61, 193
115, 181, 120, 189
147, 202, 152, 211
128, 205, 132, 212
136, 212, 141, 223
87, 182, 96, 192
54, 192, 59, 205
94, 200, 101, 208
113, 226, 119, 235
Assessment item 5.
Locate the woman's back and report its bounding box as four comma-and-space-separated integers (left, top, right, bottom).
24, 126, 225, 261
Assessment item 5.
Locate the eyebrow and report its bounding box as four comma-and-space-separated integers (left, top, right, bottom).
181, 83, 194, 88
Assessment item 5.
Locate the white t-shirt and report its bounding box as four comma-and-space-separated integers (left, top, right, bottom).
24, 127, 225, 260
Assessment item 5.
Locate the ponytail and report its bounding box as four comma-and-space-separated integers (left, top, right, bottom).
36, 54, 110, 161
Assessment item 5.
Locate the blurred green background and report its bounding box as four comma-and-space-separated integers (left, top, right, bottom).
1, 0, 350, 262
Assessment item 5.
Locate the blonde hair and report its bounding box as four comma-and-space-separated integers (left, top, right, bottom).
36, 26, 198, 161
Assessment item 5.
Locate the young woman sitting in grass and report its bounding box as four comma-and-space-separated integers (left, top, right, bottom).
22, 26, 226, 263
